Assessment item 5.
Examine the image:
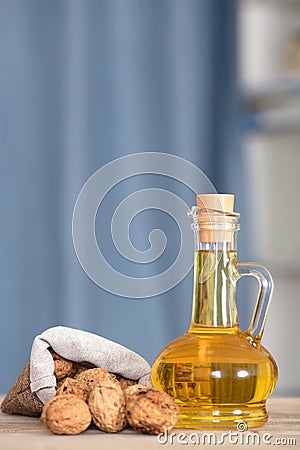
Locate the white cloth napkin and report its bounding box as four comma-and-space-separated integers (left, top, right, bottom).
30, 326, 151, 404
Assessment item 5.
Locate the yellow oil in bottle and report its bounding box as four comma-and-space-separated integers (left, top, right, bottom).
152, 251, 278, 429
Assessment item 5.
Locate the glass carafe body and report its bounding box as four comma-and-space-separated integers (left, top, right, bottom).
151, 204, 278, 429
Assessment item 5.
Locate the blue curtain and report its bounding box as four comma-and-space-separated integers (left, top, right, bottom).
0, 0, 241, 392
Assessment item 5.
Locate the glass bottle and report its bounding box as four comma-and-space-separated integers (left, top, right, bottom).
152, 194, 278, 429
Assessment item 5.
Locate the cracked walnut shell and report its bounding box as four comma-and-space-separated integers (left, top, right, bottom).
41, 394, 91, 435
126, 388, 179, 435
88, 381, 126, 433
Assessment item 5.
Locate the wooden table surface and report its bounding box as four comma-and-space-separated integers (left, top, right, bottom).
0, 396, 299, 449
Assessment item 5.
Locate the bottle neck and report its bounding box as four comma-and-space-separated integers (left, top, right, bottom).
189, 237, 239, 332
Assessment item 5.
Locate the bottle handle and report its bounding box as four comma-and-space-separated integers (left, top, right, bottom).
236, 261, 274, 342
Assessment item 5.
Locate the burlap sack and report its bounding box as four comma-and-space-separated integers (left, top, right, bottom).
1, 352, 89, 417
1, 326, 151, 417
1, 362, 43, 417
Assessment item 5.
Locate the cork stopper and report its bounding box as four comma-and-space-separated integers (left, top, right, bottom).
196, 194, 235, 213
196, 194, 236, 242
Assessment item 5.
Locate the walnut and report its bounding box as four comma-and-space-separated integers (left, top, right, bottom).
73, 362, 95, 376
41, 394, 91, 435
56, 379, 65, 390
56, 377, 89, 402
75, 367, 116, 386
88, 380, 126, 433
115, 375, 137, 390
126, 388, 179, 435
124, 384, 152, 398
50, 350, 75, 380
